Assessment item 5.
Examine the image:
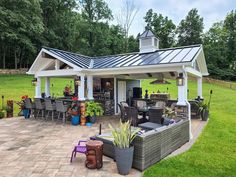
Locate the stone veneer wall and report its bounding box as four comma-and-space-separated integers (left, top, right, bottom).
0, 69, 27, 74
175, 105, 188, 119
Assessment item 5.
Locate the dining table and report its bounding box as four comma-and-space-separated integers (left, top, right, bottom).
138, 106, 150, 123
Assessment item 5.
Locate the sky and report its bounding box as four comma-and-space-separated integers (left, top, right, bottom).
104, 0, 235, 36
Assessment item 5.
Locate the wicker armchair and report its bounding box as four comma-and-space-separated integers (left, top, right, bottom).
124, 106, 143, 127
148, 107, 164, 124
136, 100, 147, 109
155, 101, 166, 108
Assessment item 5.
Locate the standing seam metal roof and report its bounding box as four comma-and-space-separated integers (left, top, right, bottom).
43, 44, 201, 69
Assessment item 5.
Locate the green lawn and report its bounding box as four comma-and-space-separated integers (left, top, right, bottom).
0, 75, 235, 177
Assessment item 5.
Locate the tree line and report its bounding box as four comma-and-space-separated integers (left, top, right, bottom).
0, 0, 235, 81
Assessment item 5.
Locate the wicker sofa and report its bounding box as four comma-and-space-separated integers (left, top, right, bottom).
95, 119, 190, 171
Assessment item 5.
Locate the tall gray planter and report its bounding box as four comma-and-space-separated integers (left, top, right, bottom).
114, 146, 134, 175
201, 109, 209, 121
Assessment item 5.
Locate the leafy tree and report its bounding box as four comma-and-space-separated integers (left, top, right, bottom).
127, 35, 139, 52
40, 0, 77, 50
79, 0, 113, 55
0, 0, 44, 69
224, 10, 236, 72
144, 9, 176, 48
203, 22, 229, 79
177, 8, 203, 46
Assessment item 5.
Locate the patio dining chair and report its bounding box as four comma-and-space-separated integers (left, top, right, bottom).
148, 107, 164, 124
24, 98, 35, 118
136, 100, 147, 109
34, 98, 45, 119
55, 100, 68, 124
45, 99, 56, 121
124, 106, 143, 127
155, 101, 166, 109
118, 103, 127, 122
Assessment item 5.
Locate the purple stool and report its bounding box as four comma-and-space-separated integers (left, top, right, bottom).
70, 140, 87, 163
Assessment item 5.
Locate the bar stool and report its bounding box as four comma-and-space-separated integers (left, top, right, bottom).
24, 98, 35, 118
45, 99, 56, 121
34, 98, 45, 119
55, 100, 68, 124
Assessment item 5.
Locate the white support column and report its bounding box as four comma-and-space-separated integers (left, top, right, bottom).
45, 77, 50, 98
177, 72, 188, 106
35, 77, 41, 98
114, 77, 117, 114
87, 75, 94, 100
185, 72, 192, 139
197, 77, 203, 98
78, 75, 85, 101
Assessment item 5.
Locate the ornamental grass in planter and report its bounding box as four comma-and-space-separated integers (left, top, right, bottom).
109, 120, 140, 175
197, 90, 213, 121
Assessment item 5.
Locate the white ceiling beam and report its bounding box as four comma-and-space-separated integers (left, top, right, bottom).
185, 67, 202, 78
35, 69, 80, 77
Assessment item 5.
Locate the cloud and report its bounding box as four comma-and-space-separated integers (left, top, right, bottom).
104, 0, 235, 35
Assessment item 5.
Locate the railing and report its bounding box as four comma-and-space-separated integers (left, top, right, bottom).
203, 77, 236, 90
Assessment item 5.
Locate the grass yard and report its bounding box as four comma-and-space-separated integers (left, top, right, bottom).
0, 74, 235, 177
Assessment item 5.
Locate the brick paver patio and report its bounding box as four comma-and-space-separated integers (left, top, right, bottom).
0, 116, 206, 177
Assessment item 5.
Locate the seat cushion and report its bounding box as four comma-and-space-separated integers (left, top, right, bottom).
138, 122, 163, 130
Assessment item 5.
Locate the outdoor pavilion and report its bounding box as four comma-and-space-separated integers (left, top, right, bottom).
27, 29, 209, 138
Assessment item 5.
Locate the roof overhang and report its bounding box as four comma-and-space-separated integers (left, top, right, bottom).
191, 46, 209, 76
27, 48, 82, 75
27, 44, 209, 78
80, 62, 192, 76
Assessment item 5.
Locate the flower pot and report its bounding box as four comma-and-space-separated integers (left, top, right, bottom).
71, 115, 80, 125
114, 146, 134, 175
23, 109, 30, 119
201, 109, 209, 121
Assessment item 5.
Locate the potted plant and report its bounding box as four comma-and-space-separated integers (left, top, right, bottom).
0, 109, 5, 119
109, 121, 140, 175
19, 95, 30, 118
85, 101, 104, 123
163, 107, 176, 119
197, 101, 209, 121
197, 90, 213, 121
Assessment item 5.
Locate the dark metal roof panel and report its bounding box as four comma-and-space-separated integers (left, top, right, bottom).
44, 47, 91, 68
42, 45, 201, 69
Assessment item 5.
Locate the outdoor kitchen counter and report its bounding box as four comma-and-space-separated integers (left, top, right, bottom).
95, 99, 114, 116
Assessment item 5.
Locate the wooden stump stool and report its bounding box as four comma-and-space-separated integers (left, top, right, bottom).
85, 140, 103, 169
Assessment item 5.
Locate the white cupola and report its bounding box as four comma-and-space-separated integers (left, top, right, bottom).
139, 29, 159, 54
